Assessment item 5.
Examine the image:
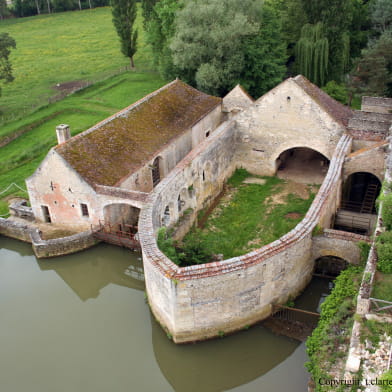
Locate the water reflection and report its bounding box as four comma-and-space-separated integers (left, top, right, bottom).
38, 244, 144, 301
151, 312, 301, 392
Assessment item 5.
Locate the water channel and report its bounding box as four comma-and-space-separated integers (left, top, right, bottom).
0, 237, 331, 392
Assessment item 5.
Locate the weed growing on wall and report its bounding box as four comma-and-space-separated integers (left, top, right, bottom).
305, 265, 363, 391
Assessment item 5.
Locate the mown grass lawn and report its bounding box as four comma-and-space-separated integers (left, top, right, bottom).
0, 71, 164, 215
0, 6, 153, 121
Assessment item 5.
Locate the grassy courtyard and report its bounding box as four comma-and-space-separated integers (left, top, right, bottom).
159, 169, 317, 266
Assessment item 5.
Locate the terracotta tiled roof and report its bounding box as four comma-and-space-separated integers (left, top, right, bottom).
293, 75, 353, 127
56, 80, 222, 187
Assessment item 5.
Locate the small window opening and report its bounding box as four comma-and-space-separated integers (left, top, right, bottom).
152, 157, 161, 187
178, 195, 185, 212
41, 205, 51, 223
287, 96, 291, 102
81, 203, 89, 217
205, 130, 210, 138
202, 171, 205, 181
162, 205, 170, 226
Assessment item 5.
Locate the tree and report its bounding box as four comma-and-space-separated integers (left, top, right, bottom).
141, 0, 158, 28
170, 0, 285, 97
296, 23, 329, 86
299, 0, 353, 83
0, 33, 16, 98
351, 30, 392, 97
371, 0, 392, 33
145, 0, 183, 79
0, 0, 10, 19
111, 0, 138, 68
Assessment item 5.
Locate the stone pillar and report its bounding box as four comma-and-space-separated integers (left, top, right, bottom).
56, 124, 71, 144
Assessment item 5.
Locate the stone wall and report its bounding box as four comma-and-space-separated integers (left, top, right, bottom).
362, 96, 392, 114
311, 229, 370, 266
0, 217, 34, 243
31, 229, 99, 258
139, 126, 352, 342
9, 199, 34, 221
234, 78, 346, 176
343, 141, 387, 182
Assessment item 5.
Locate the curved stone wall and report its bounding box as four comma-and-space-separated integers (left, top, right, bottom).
139, 132, 352, 343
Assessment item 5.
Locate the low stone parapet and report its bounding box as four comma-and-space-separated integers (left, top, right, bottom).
31, 229, 99, 258
0, 217, 34, 243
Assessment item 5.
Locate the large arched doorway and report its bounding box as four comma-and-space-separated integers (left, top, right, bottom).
276, 147, 329, 184
341, 172, 381, 214
103, 204, 140, 233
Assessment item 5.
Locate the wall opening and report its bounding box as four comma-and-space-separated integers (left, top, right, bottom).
80, 203, 89, 217
341, 172, 381, 214
162, 206, 170, 226
314, 256, 349, 278
152, 157, 161, 187
103, 204, 140, 233
41, 205, 51, 223
276, 147, 329, 184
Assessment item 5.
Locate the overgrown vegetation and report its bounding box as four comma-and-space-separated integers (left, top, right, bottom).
377, 231, 392, 273
306, 266, 363, 391
157, 169, 316, 266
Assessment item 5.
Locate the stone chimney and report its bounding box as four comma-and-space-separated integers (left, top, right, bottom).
56, 124, 71, 144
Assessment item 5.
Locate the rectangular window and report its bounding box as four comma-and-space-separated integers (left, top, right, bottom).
41, 205, 51, 223
80, 203, 89, 217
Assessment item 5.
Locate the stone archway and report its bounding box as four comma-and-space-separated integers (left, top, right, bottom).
314, 256, 349, 278
103, 203, 140, 233
275, 147, 330, 184
341, 172, 381, 214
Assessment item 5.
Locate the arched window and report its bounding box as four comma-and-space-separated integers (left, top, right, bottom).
152, 157, 161, 187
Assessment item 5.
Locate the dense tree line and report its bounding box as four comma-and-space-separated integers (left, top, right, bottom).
1, 0, 110, 18
143, 0, 392, 99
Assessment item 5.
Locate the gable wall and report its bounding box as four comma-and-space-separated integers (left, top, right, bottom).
26, 150, 99, 229
234, 79, 346, 175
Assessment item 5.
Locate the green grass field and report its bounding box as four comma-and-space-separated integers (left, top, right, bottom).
0, 8, 165, 215
0, 6, 153, 121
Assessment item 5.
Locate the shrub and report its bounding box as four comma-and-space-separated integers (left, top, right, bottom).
379, 369, 392, 391
377, 231, 392, 273
157, 227, 181, 265
358, 241, 371, 265
382, 192, 392, 231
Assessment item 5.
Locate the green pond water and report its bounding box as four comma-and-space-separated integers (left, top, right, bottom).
0, 237, 320, 392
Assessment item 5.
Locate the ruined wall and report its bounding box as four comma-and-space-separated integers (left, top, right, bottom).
139, 118, 352, 342
234, 78, 346, 176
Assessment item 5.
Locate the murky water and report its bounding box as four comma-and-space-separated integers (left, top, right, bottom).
0, 237, 316, 392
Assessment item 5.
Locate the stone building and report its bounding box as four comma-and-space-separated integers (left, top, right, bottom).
2, 75, 391, 343
25, 79, 222, 231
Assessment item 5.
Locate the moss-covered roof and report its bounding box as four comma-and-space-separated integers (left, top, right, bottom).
294, 75, 353, 127
56, 80, 222, 187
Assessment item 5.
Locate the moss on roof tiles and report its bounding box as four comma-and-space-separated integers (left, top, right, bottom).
294, 75, 353, 127
56, 80, 221, 187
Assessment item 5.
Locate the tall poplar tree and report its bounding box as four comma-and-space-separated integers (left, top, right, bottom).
112, 0, 138, 68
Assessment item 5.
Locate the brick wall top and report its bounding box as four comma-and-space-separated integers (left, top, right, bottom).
139, 130, 352, 281
323, 228, 371, 243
